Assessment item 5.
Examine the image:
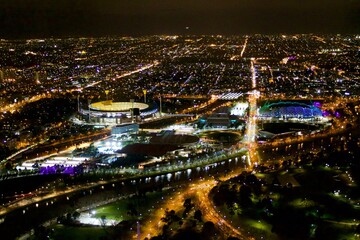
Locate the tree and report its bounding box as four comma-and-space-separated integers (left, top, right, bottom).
194, 210, 202, 222
356, 224, 360, 234
183, 198, 194, 210
72, 211, 80, 220
66, 213, 73, 223
99, 215, 107, 227
245, 174, 258, 185
33, 226, 52, 240
126, 203, 138, 217
161, 209, 180, 224
172, 228, 202, 240
239, 185, 252, 208
183, 198, 194, 217
201, 221, 217, 239
4, 162, 13, 171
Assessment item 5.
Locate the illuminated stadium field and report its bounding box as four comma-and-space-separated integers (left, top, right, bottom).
89, 101, 149, 112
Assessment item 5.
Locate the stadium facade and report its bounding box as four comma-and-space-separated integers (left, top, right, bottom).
80, 100, 158, 125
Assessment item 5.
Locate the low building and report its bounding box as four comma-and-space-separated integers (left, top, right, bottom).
198, 106, 241, 129
111, 123, 139, 136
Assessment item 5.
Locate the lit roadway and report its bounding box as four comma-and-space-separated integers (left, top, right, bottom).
240, 36, 248, 58
81, 60, 160, 89
244, 58, 259, 166
0, 93, 53, 119
138, 177, 247, 240
0, 179, 111, 216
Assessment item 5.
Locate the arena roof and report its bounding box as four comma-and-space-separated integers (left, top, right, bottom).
259, 101, 323, 118
89, 101, 149, 112
260, 101, 318, 110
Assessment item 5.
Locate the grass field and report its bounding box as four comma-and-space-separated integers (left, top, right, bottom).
93, 190, 170, 221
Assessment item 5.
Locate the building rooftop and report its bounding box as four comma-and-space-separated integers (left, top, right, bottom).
117, 143, 180, 157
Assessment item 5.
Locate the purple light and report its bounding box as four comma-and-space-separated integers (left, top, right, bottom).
322, 110, 331, 117
39, 165, 82, 175
313, 101, 322, 108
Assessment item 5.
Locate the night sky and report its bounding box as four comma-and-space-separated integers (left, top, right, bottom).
0, 0, 359, 38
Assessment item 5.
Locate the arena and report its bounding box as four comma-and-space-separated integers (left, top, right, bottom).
80, 100, 158, 125
259, 101, 323, 119
89, 101, 149, 112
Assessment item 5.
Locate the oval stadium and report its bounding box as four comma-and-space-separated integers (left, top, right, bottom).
80, 100, 158, 125
89, 101, 150, 112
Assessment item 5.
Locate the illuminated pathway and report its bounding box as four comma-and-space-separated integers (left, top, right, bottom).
240, 36, 248, 57
82, 60, 160, 89
194, 180, 246, 239
138, 178, 246, 240
244, 58, 260, 166
0, 93, 53, 119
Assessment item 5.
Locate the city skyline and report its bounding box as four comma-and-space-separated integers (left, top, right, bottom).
0, 0, 359, 39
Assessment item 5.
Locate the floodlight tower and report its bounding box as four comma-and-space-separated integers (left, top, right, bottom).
130, 99, 135, 123
88, 99, 92, 122
77, 94, 80, 112
143, 89, 147, 103
159, 95, 162, 117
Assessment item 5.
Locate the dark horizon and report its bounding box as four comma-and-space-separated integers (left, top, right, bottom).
1, 0, 359, 39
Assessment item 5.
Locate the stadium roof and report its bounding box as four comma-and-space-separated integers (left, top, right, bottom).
89, 101, 149, 112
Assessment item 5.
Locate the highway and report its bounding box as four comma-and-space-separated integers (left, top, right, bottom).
139, 177, 248, 240
0, 92, 54, 119
240, 36, 248, 57
82, 60, 160, 89
244, 59, 259, 166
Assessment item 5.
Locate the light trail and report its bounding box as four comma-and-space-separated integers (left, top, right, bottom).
82, 60, 160, 89
0, 179, 111, 216
194, 181, 246, 239
0, 93, 53, 119
240, 36, 248, 57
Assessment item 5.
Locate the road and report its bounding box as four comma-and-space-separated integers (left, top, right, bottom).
0, 93, 54, 120
240, 36, 248, 57
244, 59, 259, 166
82, 60, 160, 89
138, 176, 248, 240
